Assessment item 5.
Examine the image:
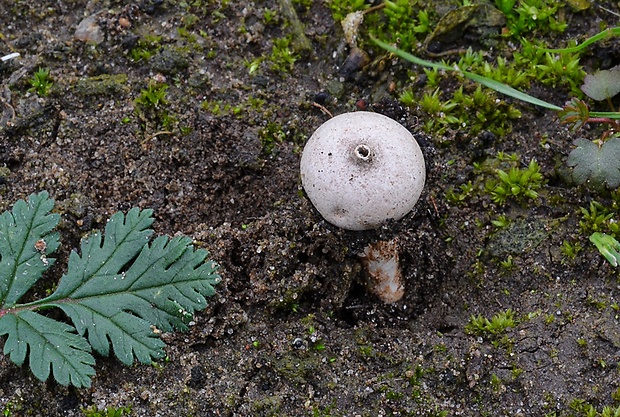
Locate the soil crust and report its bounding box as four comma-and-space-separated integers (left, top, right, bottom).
1, 1, 620, 416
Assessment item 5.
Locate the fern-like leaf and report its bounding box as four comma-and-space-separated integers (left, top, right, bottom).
0, 311, 95, 387
0, 192, 220, 387
0, 191, 60, 307
40, 208, 220, 367
49, 208, 154, 297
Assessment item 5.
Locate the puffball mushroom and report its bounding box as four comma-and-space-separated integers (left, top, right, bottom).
300, 111, 426, 303
300, 111, 425, 231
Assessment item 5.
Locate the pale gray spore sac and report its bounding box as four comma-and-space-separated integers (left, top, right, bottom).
300, 111, 426, 231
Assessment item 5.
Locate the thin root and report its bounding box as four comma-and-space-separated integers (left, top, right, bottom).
312, 102, 333, 118
142, 130, 174, 144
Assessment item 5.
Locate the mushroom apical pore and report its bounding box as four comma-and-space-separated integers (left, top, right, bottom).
300, 111, 425, 231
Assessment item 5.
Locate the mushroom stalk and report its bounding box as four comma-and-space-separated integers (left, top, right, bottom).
359, 239, 403, 303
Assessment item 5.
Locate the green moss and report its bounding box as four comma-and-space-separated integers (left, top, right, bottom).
74, 74, 129, 97
129, 34, 162, 62
82, 405, 131, 417
569, 397, 620, 417
273, 351, 322, 385
262, 8, 278, 25
136, 83, 168, 110
580, 201, 620, 237
499, 0, 568, 37
28, 67, 53, 96
260, 121, 286, 155
486, 217, 549, 259
251, 396, 283, 416
311, 402, 342, 417
491, 214, 510, 228
490, 373, 504, 393
484, 159, 544, 205
358, 344, 374, 357
373, 0, 434, 51
326, 0, 368, 22
329, 0, 435, 53
269, 36, 299, 73
535, 51, 585, 96
402, 83, 522, 137
0, 164, 9, 177
201, 100, 244, 117
586, 294, 608, 311
2, 400, 22, 416
181, 13, 199, 29
445, 181, 475, 206
560, 240, 583, 264
465, 309, 516, 337
444, 153, 545, 213
134, 82, 179, 131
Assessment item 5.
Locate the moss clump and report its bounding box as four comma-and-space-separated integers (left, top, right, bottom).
486, 217, 549, 259
273, 351, 322, 385
74, 74, 129, 97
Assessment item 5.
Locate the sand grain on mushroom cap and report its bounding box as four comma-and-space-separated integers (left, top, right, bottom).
300, 111, 425, 231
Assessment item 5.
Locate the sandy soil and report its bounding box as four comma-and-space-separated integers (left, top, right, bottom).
1, 1, 620, 416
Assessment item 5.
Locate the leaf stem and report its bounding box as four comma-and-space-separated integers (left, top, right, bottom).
0, 298, 71, 316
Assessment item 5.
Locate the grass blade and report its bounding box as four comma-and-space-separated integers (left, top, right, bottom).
537, 27, 620, 54
372, 38, 563, 111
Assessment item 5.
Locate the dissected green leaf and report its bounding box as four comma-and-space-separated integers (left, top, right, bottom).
0, 191, 60, 307
49, 208, 154, 298
0, 311, 95, 387
41, 208, 220, 367
589, 232, 620, 266
581, 67, 620, 101
0, 192, 220, 387
567, 138, 620, 188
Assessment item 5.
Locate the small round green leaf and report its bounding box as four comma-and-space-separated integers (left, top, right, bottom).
581, 66, 620, 101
